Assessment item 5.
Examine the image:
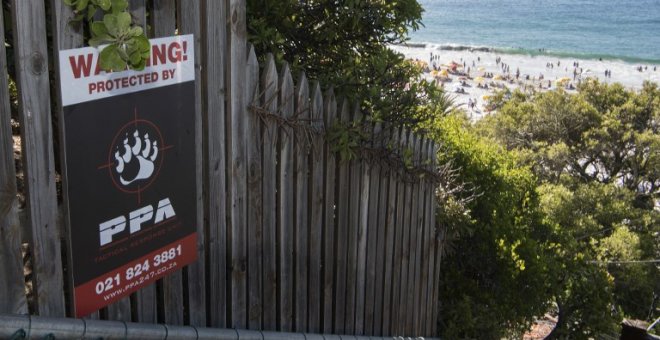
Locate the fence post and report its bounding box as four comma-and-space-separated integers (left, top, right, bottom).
201, 0, 229, 328
396, 129, 412, 336
431, 142, 442, 336
228, 0, 248, 329
260, 54, 279, 331
346, 106, 364, 334
10, 0, 65, 317
422, 139, 436, 336
178, 0, 207, 327
278, 62, 295, 332
368, 123, 385, 336
412, 137, 427, 335
245, 44, 263, 330
0, 0, 26, 314
381, 126, 399, 335
293, 71, 310, 332
321, 88, 337, 334
308, 82, 325, 333
333, 99, 351, 334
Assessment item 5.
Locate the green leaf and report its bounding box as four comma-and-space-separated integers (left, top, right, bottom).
132, 35, 150, 54
98, 44, 126, 71
96, 0, 112, 11
132, 58, 147, 71
90, 21, 109, 37
87, 4, 97, 21
129, 26, 144, 37
128, 50, 142, 65
103, 12, 131, 37
116, 45, 129, 62
63, 0, 76, 6
75, 0, 89, 12
110, 0, 129, 14
88, 36, 112, 47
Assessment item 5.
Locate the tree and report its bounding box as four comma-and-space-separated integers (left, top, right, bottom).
247, 0, 452, 126
478, 81, 660, 336
427, 115, 557, 338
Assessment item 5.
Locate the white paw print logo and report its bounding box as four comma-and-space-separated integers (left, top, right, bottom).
101, 115, 166, 196
114, 130, 159, 186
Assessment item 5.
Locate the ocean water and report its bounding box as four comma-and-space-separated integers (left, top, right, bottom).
410, 0, 660, 64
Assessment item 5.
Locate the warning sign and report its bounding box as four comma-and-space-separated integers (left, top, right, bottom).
58, 35, 197, 317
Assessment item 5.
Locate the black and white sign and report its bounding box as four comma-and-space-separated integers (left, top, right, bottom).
58, 35, 198, 317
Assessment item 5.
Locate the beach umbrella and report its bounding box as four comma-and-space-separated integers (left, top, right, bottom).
474, 76, 485, 83
478, 66, 486, 72
556, 77, 571, 86
493, 74, 504, 80
431, 70, 438, 76
440, 69, 449, 77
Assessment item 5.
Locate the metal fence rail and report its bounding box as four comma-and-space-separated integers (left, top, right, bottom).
0, 314, 439, 340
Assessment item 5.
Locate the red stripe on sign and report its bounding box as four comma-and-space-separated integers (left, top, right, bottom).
74, 233, 198, 318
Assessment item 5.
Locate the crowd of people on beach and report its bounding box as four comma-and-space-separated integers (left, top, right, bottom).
417, 49, 659, 117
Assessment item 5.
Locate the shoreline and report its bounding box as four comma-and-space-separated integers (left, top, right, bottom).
390, 44, 660, 120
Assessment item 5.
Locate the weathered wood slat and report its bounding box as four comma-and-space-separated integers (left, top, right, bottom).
162, 277, 184, 325
380, 127, 399, 336
321, 88, 338, 334
201, 0, 228, 328
278, 62, 295, 332
412, 137, 426, 335
0, 0, 26, 314
422, 139, 434, 336
152, 0, 176, 38
333, 99, 351, 334
10, 0, 65, 317
345, 106, 364, 334
260, 54, 279, 330
354, 108, 370, 335
397, 130, 412, 335
246, 44, 263, 330
228, 0, 248, 329
308, 82, 325, 333
293, 71, 310, 332
404, 135, 420, 335
416, 138, 428, 334
371, 123, 387, 336
49, 0, 84, 319
135, 283, 156, 324
408, 136, 420, 334
364, 121, 381, 335
178, 0, 207, 326
431, 142, 442, 336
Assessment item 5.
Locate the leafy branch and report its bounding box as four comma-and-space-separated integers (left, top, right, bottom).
64, 0, 150, 71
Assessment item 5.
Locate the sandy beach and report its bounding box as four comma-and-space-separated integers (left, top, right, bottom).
390, 44, 660, 120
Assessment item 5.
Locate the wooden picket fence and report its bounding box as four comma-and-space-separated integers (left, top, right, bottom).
0, 0, 443, 338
